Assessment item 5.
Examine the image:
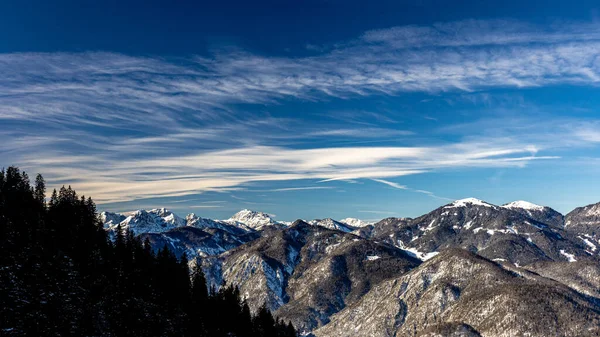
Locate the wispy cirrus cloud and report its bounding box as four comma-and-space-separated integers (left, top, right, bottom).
360, 19, 600, 48
3, 19, 600, 130
9, 140, 553, 203
573, 122, 600, 143
2, 19, 600, 207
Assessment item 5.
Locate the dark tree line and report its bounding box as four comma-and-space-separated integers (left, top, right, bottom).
0, 167, 296, 337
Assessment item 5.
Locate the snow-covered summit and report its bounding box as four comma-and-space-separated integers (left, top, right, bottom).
154, 208, 187, 226
444, 198, 496, 209
225, 209, 281, 230
502, 200, 546, 212
339, 218, 374, 228
100, 211, 126, 228
502, 201, 564, 228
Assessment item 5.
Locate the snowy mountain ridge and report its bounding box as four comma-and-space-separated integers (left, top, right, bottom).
99, 198, 569, 236
103, 208, 186, 235
101, 208, 374, 235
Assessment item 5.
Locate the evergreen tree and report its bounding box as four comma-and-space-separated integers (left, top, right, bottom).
33, 174, 45, 206
285, 322, 296, 337
254, 303, 278, 337
0, 167, 297, 337
49, 189, 58, 209
187, 259, 209, 336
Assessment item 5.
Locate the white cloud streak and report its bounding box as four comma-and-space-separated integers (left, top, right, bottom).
371, 178, 453, 201
371, 179, 407, 190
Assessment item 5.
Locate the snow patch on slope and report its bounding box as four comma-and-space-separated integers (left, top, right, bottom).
578, 235, 598, 252
395, 239, 439, 261
560, 250, 577, 262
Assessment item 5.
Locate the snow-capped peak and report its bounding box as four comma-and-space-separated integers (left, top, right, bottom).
152, 208, 185, 226
445, 198, 496, 209
225, 209, 279, 230
100, 211, 126, 228
339, 218, 373, 228
502, 201, 545, 212
186, 213, 198, 222
106, 208, 186, 235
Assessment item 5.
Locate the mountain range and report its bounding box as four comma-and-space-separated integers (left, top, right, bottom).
101, 198, 600, 336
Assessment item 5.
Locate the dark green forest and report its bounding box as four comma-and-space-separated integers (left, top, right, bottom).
0, 167, 296, 337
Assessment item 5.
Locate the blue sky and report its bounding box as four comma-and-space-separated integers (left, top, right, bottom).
2, 0, 600, 221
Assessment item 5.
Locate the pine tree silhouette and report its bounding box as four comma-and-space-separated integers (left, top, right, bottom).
0, 167, 297, 337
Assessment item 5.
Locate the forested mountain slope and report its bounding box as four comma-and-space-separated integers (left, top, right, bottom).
0, 167, 295, 337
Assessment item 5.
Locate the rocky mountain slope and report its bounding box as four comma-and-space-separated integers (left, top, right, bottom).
314, 249, 600, 337
525, 259, 600, 299
100, 198, 600, 336
566, 201, 600, 230
140, 226, 260, 257
308, 218, 355, 233
199, 220, 420, 333
565, 201, 600, 254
